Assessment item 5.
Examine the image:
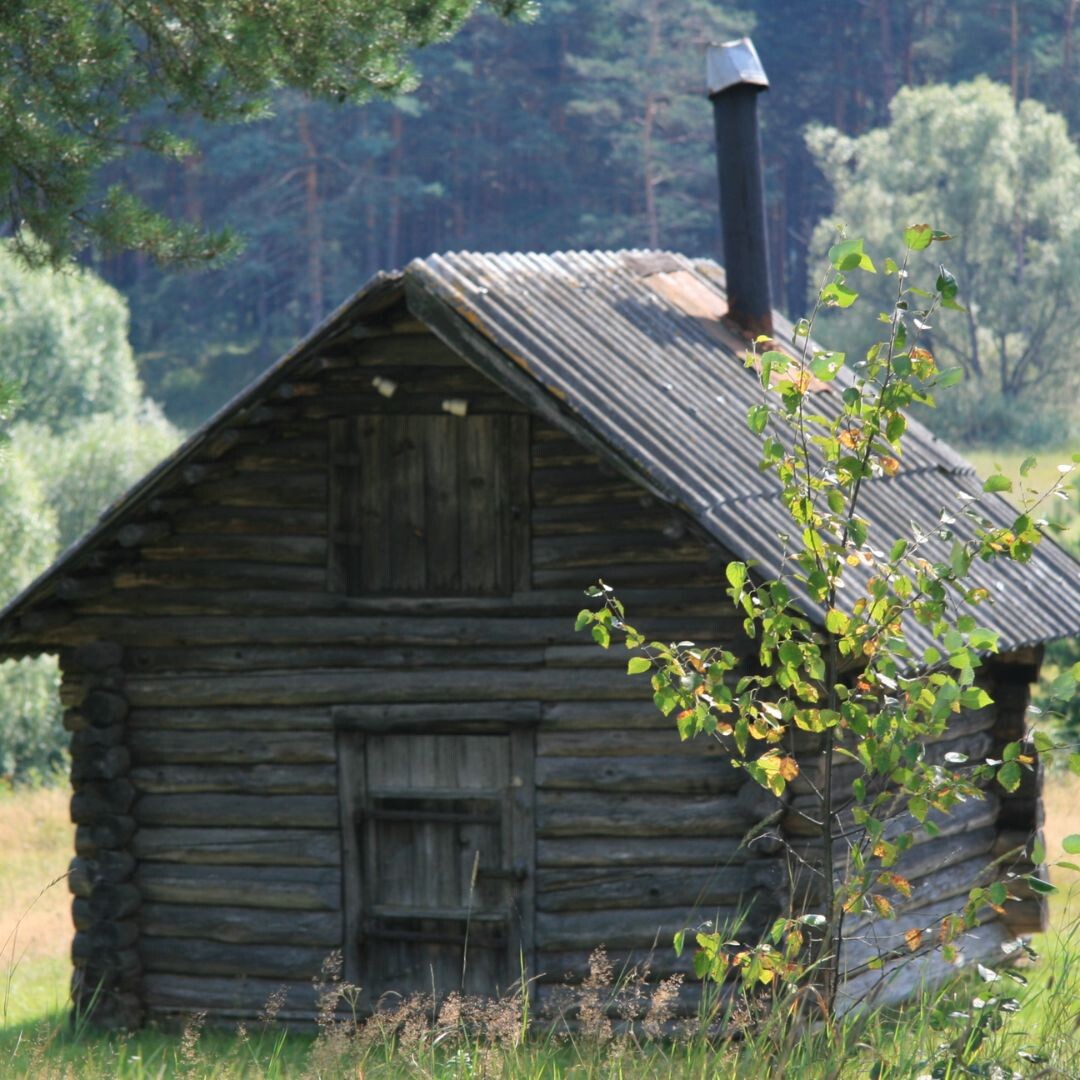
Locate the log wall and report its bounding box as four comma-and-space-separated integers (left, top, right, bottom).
5, 315, 1044, 1025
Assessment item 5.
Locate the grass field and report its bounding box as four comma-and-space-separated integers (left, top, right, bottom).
1, 773, 1078, 1078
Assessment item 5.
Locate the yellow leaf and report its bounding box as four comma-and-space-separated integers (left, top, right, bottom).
871, 894, 894, 918
778, 756, 799, 781
904, 928, 923, 952
839, 428, 860, 449
888, 873, 913, 899
879, 456, 901, 477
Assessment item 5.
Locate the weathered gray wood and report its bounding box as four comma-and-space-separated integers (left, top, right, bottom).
535, 903, 773, 952
130, 763, 337, 795
142, 973, 321, 1021
124, 668, 642, 707
140, 535, 326, 565
71, 641, 124, 671
536, 789, 764, 838
536, 863, 781, 911
82, 690, 129, 728
173, 507, 327, 536
139, 904, 341, 946
114, 562, 326, 592
70, 917, 139, 950
509, 414, 532, 592
532, 533, 715, 569
538, 728, 727, 757
132, 827, 341, 867
71, 781, 136, 821
129, 729, 335, 764
539, 701, 679, 732
56, 576, 113, 601
535, 754, 741, 794
134, 794, 338, 829
135, 862, 341, 910
128, 707, 331, 732
190, 471, 326, 509
534, 563, 726, 590
510, 727, 537, 978
87, 883, 141, 919
537, 836, 767, 868
127, 644, 546, 674
71, 746, 131, 782
117, 521, 171, 548
333, 701, 540, 734
140, 936, 329, 979
87, 815, 137, 850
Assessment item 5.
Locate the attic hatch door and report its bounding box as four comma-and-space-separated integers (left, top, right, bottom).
329, 414, 518, 595
342, 732, 531, 1001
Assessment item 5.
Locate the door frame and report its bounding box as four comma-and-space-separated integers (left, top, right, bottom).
334, 703, 538, 1001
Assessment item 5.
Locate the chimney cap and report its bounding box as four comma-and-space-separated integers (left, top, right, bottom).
706, 37, 768, 96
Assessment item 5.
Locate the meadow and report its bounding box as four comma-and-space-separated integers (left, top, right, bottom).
0, 773, 1077, 1079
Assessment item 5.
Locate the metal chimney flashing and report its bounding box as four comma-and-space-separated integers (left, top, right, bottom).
706, 38, 768, 97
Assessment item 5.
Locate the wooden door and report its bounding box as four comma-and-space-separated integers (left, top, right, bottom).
340, 731, 534, 1001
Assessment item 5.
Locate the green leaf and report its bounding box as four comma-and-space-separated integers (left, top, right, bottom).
627, 656, 651, 675
886, 412, 906, 443
747, 404, 769, 434
1032, 837, 1046, 865
935, 265, 959, 301
1020, 455, 1037, 477
1024, 875, 1058, 896
1071, 754, 1080, 778
810, 351, 844, 381
982, 474, 1013, 494
1063, 835, 1080, 855
884, 257, 899, 275
1049, 670, 1077, 700
903, 224, 933, 251
937, 367, 964, 388
997, 760, 1022, 793
828, 238, 876, 273
673, 929, 685, 957
726, 562, 747, 593
822, 282, 859, 308
825, 608, 850, 634
574, 609, 592, 632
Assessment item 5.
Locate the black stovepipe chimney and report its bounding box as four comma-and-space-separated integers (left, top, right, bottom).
707, 37, 773, 338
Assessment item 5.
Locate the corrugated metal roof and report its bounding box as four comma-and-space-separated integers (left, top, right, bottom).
409, 249, 1080, 656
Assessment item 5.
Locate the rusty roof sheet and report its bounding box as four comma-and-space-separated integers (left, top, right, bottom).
409, 249, 1080, 656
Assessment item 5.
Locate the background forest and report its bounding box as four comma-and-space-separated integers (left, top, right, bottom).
1, 0, 1079, 779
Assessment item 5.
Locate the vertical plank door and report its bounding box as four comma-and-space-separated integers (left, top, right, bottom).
343, 732, 532, 1001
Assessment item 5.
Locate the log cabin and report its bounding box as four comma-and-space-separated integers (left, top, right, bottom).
1, 39, 1078, 1029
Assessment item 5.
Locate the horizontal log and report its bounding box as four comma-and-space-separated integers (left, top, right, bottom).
128, 707, 332, 732
126, 644, 547, 675
70, 851, 137, 893
70, 746, 131, 783
87, 815, 137, 851
142, 973, 321, 1022
114, 562, 326, 593
190, 472, 326, 509
536, 788, 767, 838
333, 700, 540, 733
536, 946, 696, 984
530, 468, 642, 507
132, 827, 341, 867
70, 586, 727, 621
56, 575, 113, 601
87, 883, 142, 920
124, 668, 645, 708
71, 781, 136, 821
533, 563, 727, 590
71, 724, 125, 752
537, 728, 724, 756
836, 919, 1013, 1016
291, 393, 526, 418
70, 917, 138, 951
173, 506, 327, 536
135, 862, 341, 910
82, 690, 129, 728
536, 863, 782, 912
140, 535, 326, 566
140, 936, 330, 980
117, 521, 171, 548
535, 755, 741, 794
71, 938, 140, 979
537, 836, 770, 868
532, 533, 713, 569
130, 763, 337, 796
135, 794, 339, 829
229, 438, 326, 469
536, 903, 774, 952
129, 729, 335, 764
139, 904, 341, 947
71, 641, 124, 672
539, 701, 674, 732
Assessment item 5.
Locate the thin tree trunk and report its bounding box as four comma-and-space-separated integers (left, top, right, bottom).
642, 0, 661, 248
877, 0, 897, 107
297, 108, 323, 326
1010, 0, 1020, 102
388, 109, 404, 268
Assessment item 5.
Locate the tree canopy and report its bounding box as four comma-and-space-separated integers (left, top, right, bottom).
808, 79, 1080, 444
0, 0, 533, 268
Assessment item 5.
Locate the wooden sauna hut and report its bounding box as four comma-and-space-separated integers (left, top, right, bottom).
0, 246, 1076, 1027
1, 37, 1078, 1030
